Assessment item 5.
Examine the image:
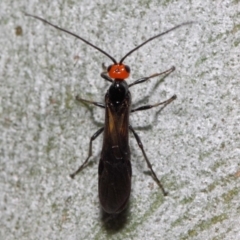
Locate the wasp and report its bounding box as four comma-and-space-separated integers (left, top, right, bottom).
26, 13, 193, 214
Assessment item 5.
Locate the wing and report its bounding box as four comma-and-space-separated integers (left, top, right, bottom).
98, 90, 132, 214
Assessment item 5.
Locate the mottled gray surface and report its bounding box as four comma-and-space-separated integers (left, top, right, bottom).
1, 0, 239, 239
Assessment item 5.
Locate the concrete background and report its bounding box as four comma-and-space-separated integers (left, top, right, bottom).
0, 0, 239, 239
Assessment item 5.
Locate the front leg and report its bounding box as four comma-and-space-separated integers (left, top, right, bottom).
131, 95, 176, 113
101, 63, 113, 83
76, 95, 105, 108
129, 66, 175, 88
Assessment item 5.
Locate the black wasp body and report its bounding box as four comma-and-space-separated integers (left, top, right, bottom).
99, 81, 131, 213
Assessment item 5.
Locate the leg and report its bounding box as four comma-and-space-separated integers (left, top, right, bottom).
70, 127, 104, 178
129, 125, 168, 196
129, 66, 175, 88
131, 95, 176, 113
76, 95, 105, 109
101, 72, 113, 83
101, 63, 113, 83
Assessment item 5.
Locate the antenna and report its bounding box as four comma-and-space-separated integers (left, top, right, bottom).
25, 13, 195, 64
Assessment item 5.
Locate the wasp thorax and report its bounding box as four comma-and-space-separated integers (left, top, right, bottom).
108, 80, 128, 103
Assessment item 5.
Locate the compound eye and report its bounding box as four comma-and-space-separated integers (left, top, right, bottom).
124, 65, 131, 73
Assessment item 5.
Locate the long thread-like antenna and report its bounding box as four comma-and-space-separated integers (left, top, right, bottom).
119, 21, 195, 64
25, 13, 195, 64
25, 13, 118, 64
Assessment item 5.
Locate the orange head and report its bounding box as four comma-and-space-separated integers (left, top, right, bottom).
107, 64, 130, 80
